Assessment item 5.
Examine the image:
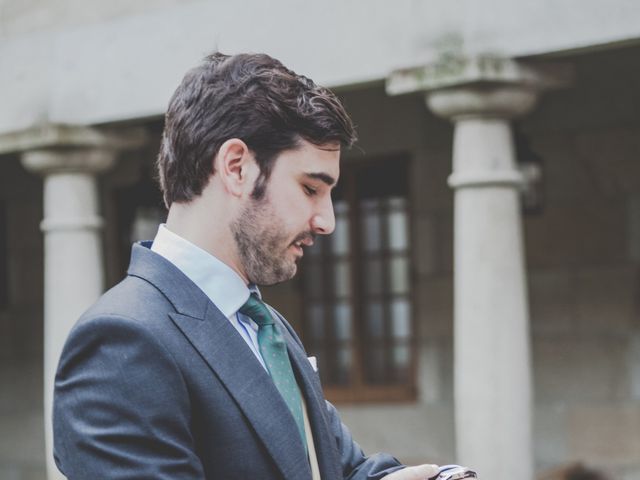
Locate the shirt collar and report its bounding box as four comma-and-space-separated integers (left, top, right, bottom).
150, 224, 251, 317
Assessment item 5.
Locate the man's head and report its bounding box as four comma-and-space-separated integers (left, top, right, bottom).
157, 52, 357, 285
157, 52, 356, 207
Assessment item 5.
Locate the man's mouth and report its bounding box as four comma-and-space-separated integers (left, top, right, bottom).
290, 235, 315, 256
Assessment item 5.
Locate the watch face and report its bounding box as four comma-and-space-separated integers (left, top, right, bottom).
437, 465, 478, 480
443, 472, 476, 480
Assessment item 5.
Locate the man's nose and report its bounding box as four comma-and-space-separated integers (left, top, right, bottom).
311, 198, 335, 235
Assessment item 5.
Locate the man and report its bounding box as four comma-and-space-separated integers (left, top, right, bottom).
53, 52, 442, 479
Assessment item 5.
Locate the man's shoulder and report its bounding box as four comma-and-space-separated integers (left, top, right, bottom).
57, 273, 185, 372
74, 273, 175, 336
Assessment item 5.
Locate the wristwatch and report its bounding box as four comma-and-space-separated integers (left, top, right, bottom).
431, 465, 478, 480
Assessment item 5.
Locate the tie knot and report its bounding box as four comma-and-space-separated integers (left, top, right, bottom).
238, 294, 274, 327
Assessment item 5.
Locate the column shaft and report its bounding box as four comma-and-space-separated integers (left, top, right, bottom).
451, 118, 533, 480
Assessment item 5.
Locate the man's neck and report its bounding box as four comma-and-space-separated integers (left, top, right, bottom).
165, 203, 249, 285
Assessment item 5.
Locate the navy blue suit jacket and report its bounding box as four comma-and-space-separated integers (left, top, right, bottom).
53, 243, 404, 479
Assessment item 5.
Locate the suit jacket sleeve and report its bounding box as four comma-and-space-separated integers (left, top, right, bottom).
53, 314, 205, 479
324, 399, 405, 480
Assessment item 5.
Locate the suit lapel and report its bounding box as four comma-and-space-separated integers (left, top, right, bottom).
128, 245, 312, 479
169, 307, 312, 479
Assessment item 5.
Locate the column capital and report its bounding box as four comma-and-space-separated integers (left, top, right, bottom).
427, 85, 538, 121
386, 54, 573, 121
22, 148, 118, 176
0, 123, 147, 155
0, 123, 147, 174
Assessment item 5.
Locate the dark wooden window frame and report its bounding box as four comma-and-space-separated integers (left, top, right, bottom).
300, 154, 418, 404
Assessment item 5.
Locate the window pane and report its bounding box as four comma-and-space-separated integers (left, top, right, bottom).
363, 257, 383, 295
333, 260, 351, 298
308, 303, 325, 341
391, 299, 411, 339
387, 196, 407, 209
393, 345, 410, 382
334, 302, 352, 341
335, 346, 352, 385
389, 256, 409, 294
130, 206, 164, 243
366, 301, 384, 339
304, 261, 323, 299
361, 198, 380, 210
331, 202, 350, 255
361, 199, 381, 252
364, 347, 385, 384
314, 347, 327, 372
387, 205, 408, 251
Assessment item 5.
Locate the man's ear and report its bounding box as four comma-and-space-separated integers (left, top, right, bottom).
214, 138, 255, 197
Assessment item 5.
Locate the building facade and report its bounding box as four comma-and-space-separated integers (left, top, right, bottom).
1, 1, 639, 479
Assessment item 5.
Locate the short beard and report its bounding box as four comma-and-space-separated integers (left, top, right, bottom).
230, 197, 297, 286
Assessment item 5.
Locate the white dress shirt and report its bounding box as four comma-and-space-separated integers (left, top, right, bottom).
150, 224, 267, 370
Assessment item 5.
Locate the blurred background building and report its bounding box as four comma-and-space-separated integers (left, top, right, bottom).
1, 1, 639, 479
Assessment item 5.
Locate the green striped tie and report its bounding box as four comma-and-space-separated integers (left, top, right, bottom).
239, 294, 307, 451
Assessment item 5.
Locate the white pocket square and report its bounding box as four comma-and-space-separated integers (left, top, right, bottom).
307, 356, 318, 372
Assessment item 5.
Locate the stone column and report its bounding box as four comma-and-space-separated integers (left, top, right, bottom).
433, 85, 535, 480
0, 124, 147, 480
387, 56, 571, 480
22, 149, 114, 480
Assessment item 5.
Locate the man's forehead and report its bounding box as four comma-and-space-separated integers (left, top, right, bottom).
285, 141, 340, 178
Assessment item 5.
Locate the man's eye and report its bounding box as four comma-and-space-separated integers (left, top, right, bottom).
303, 185, 317, 196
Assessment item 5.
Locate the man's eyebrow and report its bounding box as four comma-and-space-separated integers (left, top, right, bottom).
303, 172, 337, 186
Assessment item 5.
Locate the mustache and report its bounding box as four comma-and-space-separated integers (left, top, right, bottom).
290, 231, 316, 246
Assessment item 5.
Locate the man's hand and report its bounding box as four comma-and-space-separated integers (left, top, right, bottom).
382, 464, 440, 480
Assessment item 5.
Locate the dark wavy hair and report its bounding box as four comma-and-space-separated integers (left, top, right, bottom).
157, 52, 357, 207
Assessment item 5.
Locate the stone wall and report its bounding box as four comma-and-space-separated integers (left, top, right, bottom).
523, 48, 640, 479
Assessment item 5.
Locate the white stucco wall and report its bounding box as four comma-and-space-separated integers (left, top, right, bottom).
1, 0, 640, 135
